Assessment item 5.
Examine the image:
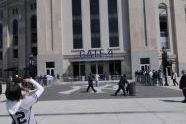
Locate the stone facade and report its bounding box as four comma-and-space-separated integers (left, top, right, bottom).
1, 0, 186, 79
0, 0, 36, 77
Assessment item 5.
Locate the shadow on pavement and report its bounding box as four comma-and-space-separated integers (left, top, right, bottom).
160, 99, 181, 103
80, 90, 88, 93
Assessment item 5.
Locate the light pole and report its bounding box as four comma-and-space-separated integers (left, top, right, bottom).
24, 0, 29, 75
28, 55, 36, 78
162, 47, 169, 86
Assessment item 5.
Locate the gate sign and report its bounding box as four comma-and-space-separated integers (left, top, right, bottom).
80, 49, 113, 58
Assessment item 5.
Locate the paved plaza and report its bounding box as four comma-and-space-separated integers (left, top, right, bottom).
0, 80, 186, 124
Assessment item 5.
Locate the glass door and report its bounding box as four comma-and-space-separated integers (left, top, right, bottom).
46, 68, 54, 76
80, 64, 85, 76
98, 64, 103, 75
140, 64, 150, 72
91, 63, 103, 75
91, 64, 96, 75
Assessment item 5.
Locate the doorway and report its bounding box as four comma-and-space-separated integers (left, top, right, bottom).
46, 68, 54, 76
140, 64, 150, 72
140, 58, 150, 71
90, 63, 103, 75
46, 62, 55, 76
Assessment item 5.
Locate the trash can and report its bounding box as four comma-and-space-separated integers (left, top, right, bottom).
127, 82, 136, 96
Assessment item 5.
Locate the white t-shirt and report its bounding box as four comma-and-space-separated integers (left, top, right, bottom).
149, 71, 153, 78
6, 79, 44, 124
95, 74, 99, 81
6, 94, 38, 124
173, 73, 177, 79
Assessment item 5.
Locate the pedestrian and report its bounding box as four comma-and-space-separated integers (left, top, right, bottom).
5, 76, 44, 124
43, 75, 47, 86
149, 70, 153, 86
172, 71, 178, 86
179, 70, 186, 103
57, 74, 60, 79
86, 73, 97, 93
135, 70, 138, 82
103, 72, 107, 80
46, 74, 52, 86
158, 70, 163, 86
114, 74, 129, 96
95, 73, 99, 87
152, 71, 158, 86
38, 75, 43, 86
144, 70, 149, 86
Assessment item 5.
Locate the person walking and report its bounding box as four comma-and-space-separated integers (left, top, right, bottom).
86, 73, 97, 93
5, 76, 44, 124
114, 74, 128, 96
172, 71, 178, 86
179, 70, 186, 103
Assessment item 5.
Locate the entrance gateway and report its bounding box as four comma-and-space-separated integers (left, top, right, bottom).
71, 49, 124, 79
72, 61, 121, 80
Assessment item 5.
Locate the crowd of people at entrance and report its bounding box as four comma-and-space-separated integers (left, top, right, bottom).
134, 68, 186, 102
134, 69, 179, 86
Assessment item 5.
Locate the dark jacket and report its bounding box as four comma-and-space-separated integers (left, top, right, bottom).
179, 74, 186, 89
88, 75, 94, 85
119, 76, 128, 86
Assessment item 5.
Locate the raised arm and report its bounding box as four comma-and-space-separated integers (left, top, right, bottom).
24, 78, 44, 97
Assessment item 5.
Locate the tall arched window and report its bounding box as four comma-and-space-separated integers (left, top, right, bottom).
0, 24, 3, 48
159, 3, 169, 49
30, 15, 37, 56
13, 19, 18, 46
